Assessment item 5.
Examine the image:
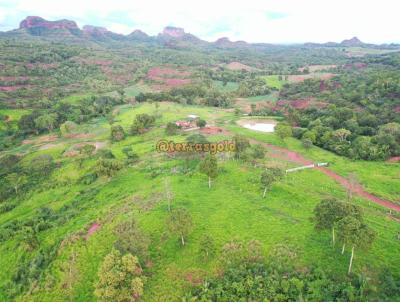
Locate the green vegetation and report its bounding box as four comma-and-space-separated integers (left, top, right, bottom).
0, 30, 400, 302
263, 74, 287, 89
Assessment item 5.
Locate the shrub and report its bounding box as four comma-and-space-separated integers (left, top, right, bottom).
111, 125, 126, 142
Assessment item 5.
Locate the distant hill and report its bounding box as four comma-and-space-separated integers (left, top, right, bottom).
340, 36, 364, 47
1, 16, 399, 51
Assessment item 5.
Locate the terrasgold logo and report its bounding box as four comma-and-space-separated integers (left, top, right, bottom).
156, 140, 236, 154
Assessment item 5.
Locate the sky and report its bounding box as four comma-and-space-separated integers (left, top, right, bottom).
0, 0, 399, 44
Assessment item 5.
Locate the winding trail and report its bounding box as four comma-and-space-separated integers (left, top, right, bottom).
253, 139, 400, 212
248, 138, 400, 212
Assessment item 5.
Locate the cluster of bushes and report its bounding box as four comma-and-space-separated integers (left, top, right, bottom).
94, 217, 150, 301
0, 153, 55, 202
237, 76, 271, 97
17, 95, 123, 136
186, 239, 399, 301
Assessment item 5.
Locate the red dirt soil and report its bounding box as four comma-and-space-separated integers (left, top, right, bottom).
147, 67, 191, 79
200, 126, 228, 135
388, 156, 400, 163
274, 99, 328, 111
248, 138, 400, 212
147, 67, 192, 89
86, 223, 101, 240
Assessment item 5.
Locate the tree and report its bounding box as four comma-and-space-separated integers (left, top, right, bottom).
79, 144, 96, 167
251, 144, 265, 159
111, 125, 126, 142
335, 216, 376, 274
34, 113, 58, 132
302, 130, 317, 143
199, 234, 216, 259
302, 138, 313, 149
28, 154, 54, 177
260, 167, 284, 198
232, 135, 250, 160
164, 178, 173, 212
122, 146, 139, 164
60, 121, 78, 136
313, 198, 362, 247
347, 172, 358, 201
199, 154, 218, 188
130, 114, 155, 135
5, 173, 27, 195
96, 158, 123, 178
166, 208, 193, 246
0, 154, 20, 176
94, 249, 145, 302
275, 123, 293, 140
196, 119, 206, 128
165, 122, 179, 135
18, 226, 39, 251
114, 218, 150, 262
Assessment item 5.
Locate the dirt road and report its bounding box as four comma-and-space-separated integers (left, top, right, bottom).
250, 138, 400, 212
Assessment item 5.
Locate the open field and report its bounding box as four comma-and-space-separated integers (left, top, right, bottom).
263, 75, 287, 89
1, 102, 399, 301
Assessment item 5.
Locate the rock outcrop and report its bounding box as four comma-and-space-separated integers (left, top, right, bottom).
20, 16, 78, 30
340, 36, 363, 46
162, 26, 185, 38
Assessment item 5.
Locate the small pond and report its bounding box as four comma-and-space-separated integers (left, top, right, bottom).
238, 119, 277, 133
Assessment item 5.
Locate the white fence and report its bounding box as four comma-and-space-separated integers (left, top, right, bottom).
286, 162, 328, 173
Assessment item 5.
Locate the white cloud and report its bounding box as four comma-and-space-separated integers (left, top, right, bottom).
0, 0, 399, 43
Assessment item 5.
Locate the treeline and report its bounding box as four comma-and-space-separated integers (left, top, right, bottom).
185, 239, 399, 301
279, 68, 400, 160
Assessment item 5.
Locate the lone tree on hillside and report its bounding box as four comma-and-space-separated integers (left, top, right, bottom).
199, 154, 218, 189
130, 114, 155, 135
199, 234, 216, 260
94, 249, 145, 302
114, 218, 150, 262
260, 167, 284, 198
96, 158, 123, 178
313, 198, 362, 247
233, 134, 250, 160
111, 125, 126, 142
79, 144, 96, 167
164, 178, 174, 212
5, 173, 27, 195
166, 208, 193, 246
275, 123, 293, 140
335, 216, 375, 274
252, 144, 266, 160
196, 119, 207, 128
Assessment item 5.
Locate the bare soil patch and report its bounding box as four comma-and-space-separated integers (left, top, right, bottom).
287, 73, 335, 83
225, 62, 255, 71
200, 126, 228, 135
22, 134, 58, 145
147, 66, 192, 90
85, 223, 101, 240
298, 65, 337, 72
